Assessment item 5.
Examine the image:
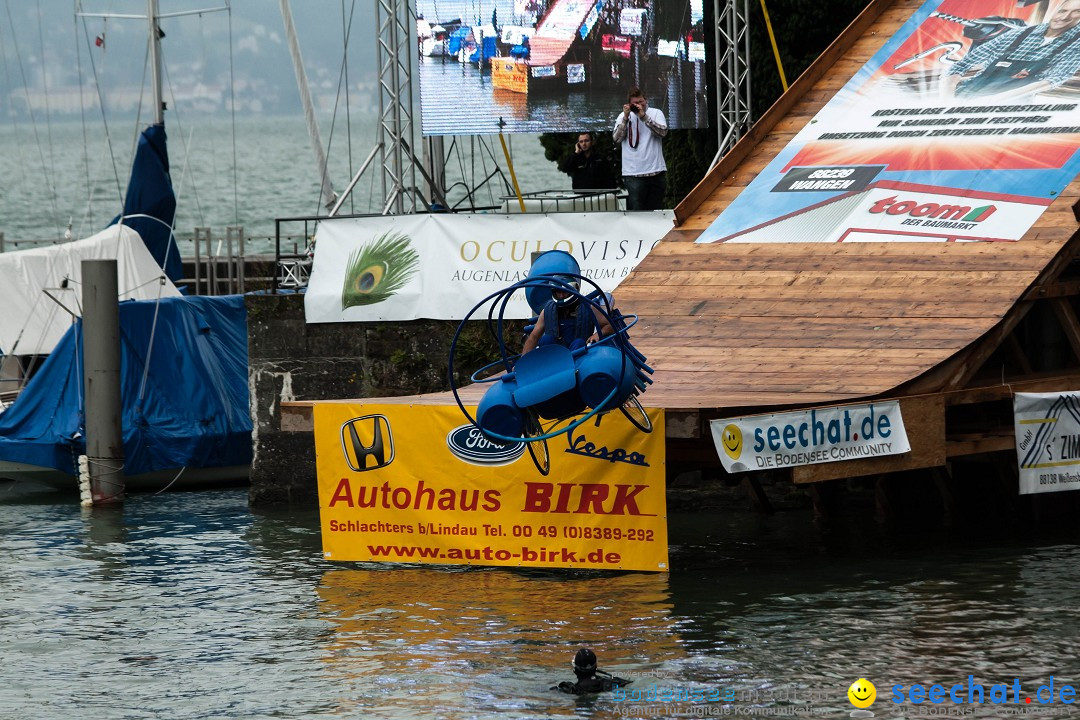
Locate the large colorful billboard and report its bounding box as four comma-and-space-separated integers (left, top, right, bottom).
416, 0, 708, 135
314, 403, 668, 572
698, 0, 1080, 244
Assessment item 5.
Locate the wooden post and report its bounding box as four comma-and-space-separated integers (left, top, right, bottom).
807, 482, 835, 524
741, 476, 774, 514
874, 475, 892, 526
931, 466, 955, 527
82, 259, 125, 505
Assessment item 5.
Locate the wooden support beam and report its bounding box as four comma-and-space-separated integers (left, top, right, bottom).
920, 299, 1037, 394
932, 466, 954, 527
741, 476, 775, 515
1021, 278, 1080, 301
874, 475, 892, 526
946, 430, 1015, 457
1004, 334, 1034, 375
904, 229, 1080, 395
943, 372, 1080, 405
992, 457, 1025, 525
1051, 297, 1080, 363
806, 482, 835, 523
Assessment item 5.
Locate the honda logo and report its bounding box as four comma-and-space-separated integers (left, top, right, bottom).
340, 415, 395, 472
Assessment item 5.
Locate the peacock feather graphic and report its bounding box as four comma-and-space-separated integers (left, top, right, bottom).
341, 230, 420, 309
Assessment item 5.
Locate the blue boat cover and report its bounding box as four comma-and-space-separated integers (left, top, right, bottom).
0, 295, 252, 476
448, 27, 470, 55
111, 123, 182, 283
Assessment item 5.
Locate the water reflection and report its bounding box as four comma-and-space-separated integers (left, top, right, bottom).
4, 488, 1080, 720
318, 567, 682, 717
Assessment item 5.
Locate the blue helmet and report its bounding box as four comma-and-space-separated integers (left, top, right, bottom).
552, 274, 581, 307
525, 250, 580, 314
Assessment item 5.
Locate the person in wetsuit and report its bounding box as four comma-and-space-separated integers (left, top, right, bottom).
554, 648, 631, 695
940, 0, 1080, 100
522, 278, 613, 354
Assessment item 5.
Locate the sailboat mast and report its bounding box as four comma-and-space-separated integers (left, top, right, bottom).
148, 0, 165, 125
279, 0, 337, 210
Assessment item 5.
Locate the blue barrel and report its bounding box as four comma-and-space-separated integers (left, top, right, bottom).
476, 377, 524, 439
576, 345, 636, 412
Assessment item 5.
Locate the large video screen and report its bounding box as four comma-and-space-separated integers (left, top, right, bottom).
416, 0, 708, 135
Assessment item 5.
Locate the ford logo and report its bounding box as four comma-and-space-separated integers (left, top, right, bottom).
446, 425, 526, 465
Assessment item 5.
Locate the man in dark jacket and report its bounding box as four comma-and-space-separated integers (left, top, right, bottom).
559, 133, 615, 191
554, 648, 631, 695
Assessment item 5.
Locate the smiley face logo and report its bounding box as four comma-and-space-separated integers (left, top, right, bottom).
720, 424, 742, 460
848, 678, 876, 709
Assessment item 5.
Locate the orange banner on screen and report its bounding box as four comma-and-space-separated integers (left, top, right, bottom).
314, 403, 668, 572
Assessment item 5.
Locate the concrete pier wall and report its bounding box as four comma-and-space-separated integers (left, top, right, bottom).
246, 294, 512, 506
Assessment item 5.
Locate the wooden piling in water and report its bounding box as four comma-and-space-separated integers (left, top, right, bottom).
82, 259, 125, 505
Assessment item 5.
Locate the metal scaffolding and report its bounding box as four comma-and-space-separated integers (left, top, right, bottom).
349, 0, 755, 214
713, 0, 753, 166
375, 0, 419, 215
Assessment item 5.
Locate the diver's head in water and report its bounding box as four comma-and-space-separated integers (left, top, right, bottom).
573, 648, 597, 679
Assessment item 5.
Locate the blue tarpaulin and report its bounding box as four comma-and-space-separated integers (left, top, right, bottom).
448, 26, 470, 55
111, 123, 181, 283
470, 36, 497, 64
0, 295, 251, 476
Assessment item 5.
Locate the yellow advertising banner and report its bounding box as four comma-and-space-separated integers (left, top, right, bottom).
314, 403, 667, 572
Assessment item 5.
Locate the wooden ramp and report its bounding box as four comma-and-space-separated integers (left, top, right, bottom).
619, 0, 1080, 419
282, 0, 1080, 490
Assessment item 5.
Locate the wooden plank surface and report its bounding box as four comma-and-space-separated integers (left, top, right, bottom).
280, 0, 1080, 422
614, 0, 1080, 414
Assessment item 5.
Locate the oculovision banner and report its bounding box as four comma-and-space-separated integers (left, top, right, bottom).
698, 0, 1080, 245
1014, 391, 1080, 495
314, 402, 668, 572
304, 212, 671, 323
711, 401, 911, 473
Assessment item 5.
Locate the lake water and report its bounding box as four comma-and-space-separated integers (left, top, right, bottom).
3, 482, 1080, 720
0, 114, 567, 257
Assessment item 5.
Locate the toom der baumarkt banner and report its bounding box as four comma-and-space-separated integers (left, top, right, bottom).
314, 403, 668, 572
304, 212, 672, 323
1014, 391, 1080, 495
711, 401, 911, 473
697, 0, 1080, 245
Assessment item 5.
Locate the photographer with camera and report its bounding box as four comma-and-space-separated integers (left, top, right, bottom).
612, 87, 667, 211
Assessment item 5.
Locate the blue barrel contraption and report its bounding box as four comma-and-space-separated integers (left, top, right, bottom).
448, 250, 653, 475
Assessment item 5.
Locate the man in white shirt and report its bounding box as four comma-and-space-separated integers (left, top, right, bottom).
612, 87, 668, 210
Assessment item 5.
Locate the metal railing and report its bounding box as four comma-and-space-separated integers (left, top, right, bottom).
190, 226, 248, 295
269, 189, 631, 293
498, 189, 625, 213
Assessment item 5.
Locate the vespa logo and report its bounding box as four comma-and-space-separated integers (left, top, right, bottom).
446, 424, 525, 466
564, 429, 649, 467
340, 415, 395, 472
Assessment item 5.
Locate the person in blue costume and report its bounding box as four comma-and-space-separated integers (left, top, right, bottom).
522, 277, 613, 354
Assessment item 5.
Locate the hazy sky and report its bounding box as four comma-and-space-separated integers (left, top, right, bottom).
0, 1, 379, 116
